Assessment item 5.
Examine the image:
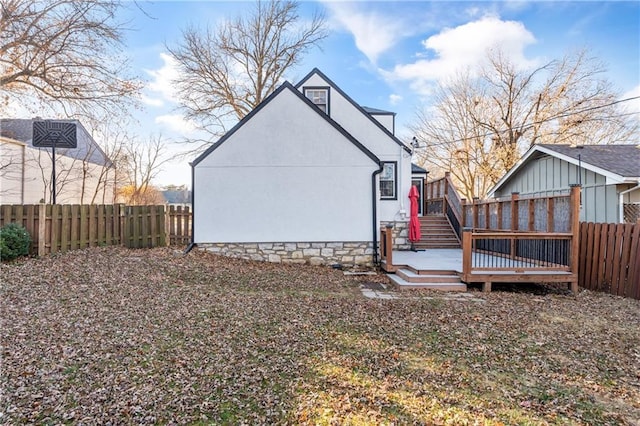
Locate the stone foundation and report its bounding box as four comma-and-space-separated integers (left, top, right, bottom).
380, 220, 411, 250
199, 241, 375, 267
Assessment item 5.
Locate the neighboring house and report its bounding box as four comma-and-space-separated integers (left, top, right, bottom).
162, 187, 191, 208
192, 68, 422, 266
488, 144, 640, 223
0, 118, 115, 204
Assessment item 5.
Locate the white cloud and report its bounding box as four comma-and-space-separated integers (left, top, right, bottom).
144, 53, 181, 104
324, 2, 411, 64
385, 16, 538, 94
622, 85, 640, 120
389, 94, 403, 105
141, 94, 164, 108
155, 114, 197, 135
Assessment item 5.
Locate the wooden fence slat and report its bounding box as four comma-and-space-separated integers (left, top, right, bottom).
619, 224, 633, 297
611, 224, 625, 296
183, 207, 190, 244
628, 224, 640, 299
583, 222, 595, 288
97, 204, 105, 246
61, 205, 70, 252
591, 223, 603, 291
70, 205, 79, 250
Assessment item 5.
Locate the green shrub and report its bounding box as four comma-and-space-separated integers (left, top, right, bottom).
0, 223, 32, 261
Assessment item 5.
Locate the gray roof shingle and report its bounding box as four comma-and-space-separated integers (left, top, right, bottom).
539, 144, 640, 178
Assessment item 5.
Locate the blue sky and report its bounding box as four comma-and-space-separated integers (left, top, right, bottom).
119, 1, 640, 187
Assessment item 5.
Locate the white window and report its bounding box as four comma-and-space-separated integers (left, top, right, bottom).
304, 88, 329, 114
380, 162, 397, 199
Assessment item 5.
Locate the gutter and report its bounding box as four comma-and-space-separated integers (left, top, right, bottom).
184, 162, 197, 254
371, 163, 384, 265
619, 182, 640, 223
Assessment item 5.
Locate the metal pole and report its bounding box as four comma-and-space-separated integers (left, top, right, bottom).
51, 145, 56, 204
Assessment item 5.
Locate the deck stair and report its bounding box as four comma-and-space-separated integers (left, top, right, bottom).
387, 265, 467, 291
414, 214, 460, 249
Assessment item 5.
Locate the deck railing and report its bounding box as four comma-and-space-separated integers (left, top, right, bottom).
462, 231, 572, 271
460, 185, 581, 293
425, 172, 464, 240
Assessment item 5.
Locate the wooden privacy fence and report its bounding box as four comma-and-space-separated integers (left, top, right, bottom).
579, 221, 640, 300
0, 204, 192, 256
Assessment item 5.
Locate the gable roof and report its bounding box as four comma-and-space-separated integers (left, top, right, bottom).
192, 81, 380, 167
488, 143, 640, 197
539, 144, 640, 178
295, 68, 411, 154
0, 118, 112, 167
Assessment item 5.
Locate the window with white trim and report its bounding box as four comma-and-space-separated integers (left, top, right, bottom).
380, 162, 397, 199
304, 88, 328, 114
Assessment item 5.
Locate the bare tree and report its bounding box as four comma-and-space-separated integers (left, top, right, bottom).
0, 0, 141, 117
167, 0, 327, 147
413, 49, 639, 199
117, 135, 170, 205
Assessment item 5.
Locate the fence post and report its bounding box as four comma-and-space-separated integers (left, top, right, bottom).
569, 184, 581, 294
165, 205, 171, 246
472, 197, 479, 229
38, 203, 46, 256
547, 197, 555, 233
510, 192, 519, 259
510, 192, 519, 231
119, 204, 127, 248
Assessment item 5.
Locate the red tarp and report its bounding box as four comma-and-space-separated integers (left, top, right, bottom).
408, 185, 421, 243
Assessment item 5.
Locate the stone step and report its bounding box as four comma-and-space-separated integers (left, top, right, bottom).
387, 273, 467, 291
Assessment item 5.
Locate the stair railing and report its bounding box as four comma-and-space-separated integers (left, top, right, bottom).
424, 172, 464, 241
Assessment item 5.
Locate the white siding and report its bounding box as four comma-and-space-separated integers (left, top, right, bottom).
194, 88, 378, 243
370, 114, 394, 134
0, 138, 115, 204
299, 73, 412, 223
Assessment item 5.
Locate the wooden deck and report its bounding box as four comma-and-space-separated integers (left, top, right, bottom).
383, 249, 575, 293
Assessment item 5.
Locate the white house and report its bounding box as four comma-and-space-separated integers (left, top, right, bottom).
488, 144, 640, 223
0, 118, 115, 205
192, 68, 420, 266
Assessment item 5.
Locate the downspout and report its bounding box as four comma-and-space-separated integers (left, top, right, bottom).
398, 144, 406, 217
371, 162, 384, 265
21, 143, 25, 204
619, 182, 640, 223
184, 162, 197, 254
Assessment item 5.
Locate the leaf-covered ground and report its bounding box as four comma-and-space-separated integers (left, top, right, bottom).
1, 247, 639, 425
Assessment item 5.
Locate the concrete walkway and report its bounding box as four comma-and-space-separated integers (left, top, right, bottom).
359, 281, 485, 302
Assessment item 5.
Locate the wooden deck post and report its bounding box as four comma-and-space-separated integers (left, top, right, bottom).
462, 228, 472, 276
443, 172, 450, 215
384, 224, 393, 268
461, 199, 467, 228
569, 184, 581, 294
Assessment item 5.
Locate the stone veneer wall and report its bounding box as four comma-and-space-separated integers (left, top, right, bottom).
380, 220, 411, 250
199, 241, 374, 267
